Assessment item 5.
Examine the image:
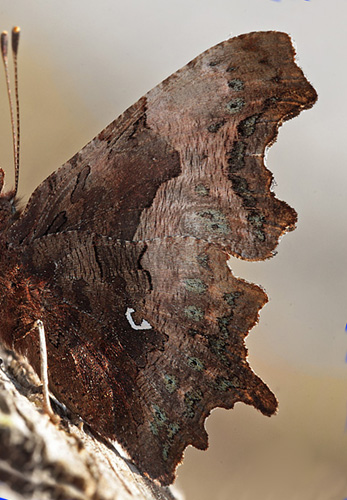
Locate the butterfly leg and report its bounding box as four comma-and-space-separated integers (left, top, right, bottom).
34, 319, 60, 424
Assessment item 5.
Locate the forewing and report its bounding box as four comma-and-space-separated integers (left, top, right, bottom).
135, 31, 317, 259
9, 32, 316, 262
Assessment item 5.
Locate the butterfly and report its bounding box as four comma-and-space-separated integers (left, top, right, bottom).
0, 29, 317, 484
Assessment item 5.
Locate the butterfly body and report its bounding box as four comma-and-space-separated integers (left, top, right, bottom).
0, 31, 317, 484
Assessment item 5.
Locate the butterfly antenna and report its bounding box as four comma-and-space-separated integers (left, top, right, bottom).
1, 26, 20, 198
12, 27, 20, 197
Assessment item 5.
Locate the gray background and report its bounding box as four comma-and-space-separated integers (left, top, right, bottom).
0, 1, 345, 499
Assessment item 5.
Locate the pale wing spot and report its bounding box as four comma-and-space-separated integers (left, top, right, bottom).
125, 307, 152, 330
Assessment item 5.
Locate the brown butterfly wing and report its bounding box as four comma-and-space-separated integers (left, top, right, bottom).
6, 31, 317, 484
9, 31, 316, 260
18, 232, 161, 439
8, 98, 181, 244
135, 31, 316, 259
18, 231, 273, 484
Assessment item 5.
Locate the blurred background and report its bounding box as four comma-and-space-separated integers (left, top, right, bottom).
0, 1, 345, 499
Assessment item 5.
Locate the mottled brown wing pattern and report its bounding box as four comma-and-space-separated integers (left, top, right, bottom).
8, 98, 181, 245
9, 32, 316, 259
1, 31, 317, 484
136, 31, 315, 259
19, 232, 274, 483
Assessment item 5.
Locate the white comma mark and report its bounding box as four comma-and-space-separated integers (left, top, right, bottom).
125, 307, 152, 330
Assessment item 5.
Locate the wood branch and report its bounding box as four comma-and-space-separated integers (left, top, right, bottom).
0, 347, 180, 500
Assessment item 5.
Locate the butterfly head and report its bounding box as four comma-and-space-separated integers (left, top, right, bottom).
0, 168, 17, 230
1, 27, 21, 224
